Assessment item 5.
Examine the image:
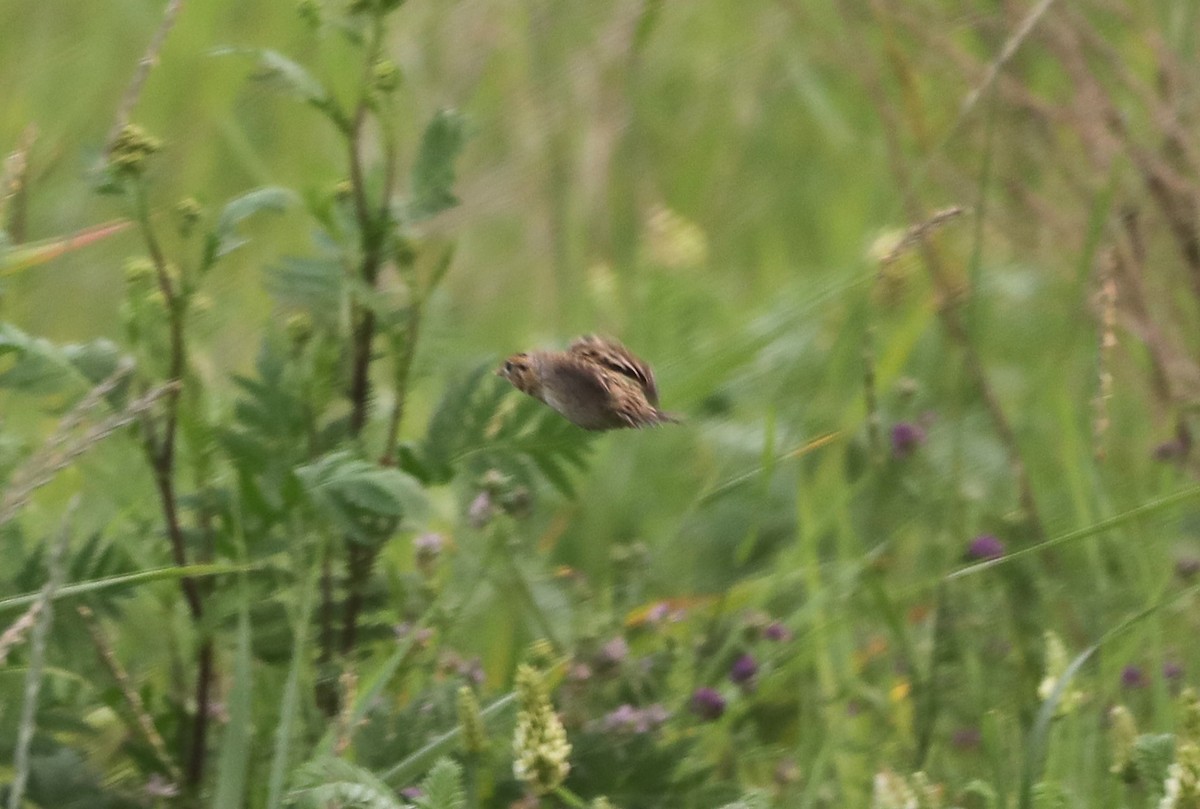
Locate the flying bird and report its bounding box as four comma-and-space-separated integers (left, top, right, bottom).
498, 335, 680, 431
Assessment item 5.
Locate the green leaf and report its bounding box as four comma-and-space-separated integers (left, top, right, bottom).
409, 109, 466, 221
1131, 733, 1175, 791
287, 758, 405, 809
0, 325, 122, 397
412, 365, 592, 495
297, 451, 427, 542
202, 186, 294, 270
214, 47, 349, 131
211, 576, 254, 809
418, 759, 464, 809
264, 254, 343, 324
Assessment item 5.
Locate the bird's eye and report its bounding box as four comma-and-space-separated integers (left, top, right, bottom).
504, 361, 513, 372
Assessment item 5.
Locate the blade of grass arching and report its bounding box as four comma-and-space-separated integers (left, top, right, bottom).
1017, 582, 1200, 809
796, 731, 835, 809
211, 576, 254, 808
265, 544, 321, 809
946, 484, 1200, 581
380, 692, 517, 788
0, 220, 131, 276
0, 563, 252, 613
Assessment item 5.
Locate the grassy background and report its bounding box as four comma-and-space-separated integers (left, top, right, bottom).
3, 1, 1200, 806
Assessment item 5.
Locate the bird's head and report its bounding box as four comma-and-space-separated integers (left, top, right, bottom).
498, 353, 540, 396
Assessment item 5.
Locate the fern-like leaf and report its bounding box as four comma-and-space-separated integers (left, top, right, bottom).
287, 757, 405, 809
406, 364, 592, 495
416, 758, 465, 809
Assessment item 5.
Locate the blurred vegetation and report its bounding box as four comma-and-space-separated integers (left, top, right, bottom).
3, 0, 1200, 807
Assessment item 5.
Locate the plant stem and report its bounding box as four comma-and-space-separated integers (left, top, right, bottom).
340, 11, 396, 657
131, 176, 212, 789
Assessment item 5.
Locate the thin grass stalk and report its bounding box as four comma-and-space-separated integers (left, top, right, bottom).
77, 604, 182, 783
8, 499, 77, 809
105, 0, 187, 154
0, 375, 175, 528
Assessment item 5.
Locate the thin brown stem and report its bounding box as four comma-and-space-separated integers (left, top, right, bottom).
340, 13, 397, 656
381, 303, 422, 464
186, 640, 214, 788
78, 605, 181, 782
106, 0, 187, 155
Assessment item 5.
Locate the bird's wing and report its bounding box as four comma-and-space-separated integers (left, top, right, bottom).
541, 355, 614, 400
567, 335, 660, 406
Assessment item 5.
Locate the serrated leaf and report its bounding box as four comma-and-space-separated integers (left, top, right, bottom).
203, 186, 294, 270
288, 757, 404, 809
418, 758, 464, 809
264, 254, 343, 324
417, 366, 592, 495
297, 451, 427, 542
409, 109, 466, 221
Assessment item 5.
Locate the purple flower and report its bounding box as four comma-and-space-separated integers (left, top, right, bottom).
890, 422, 926, 459
966, 534, 1006, 561
401, 786, 424, 801
467, 492, 495, 529
598, 703, 670, 734
1120, 665, 1147, 690
764, 621, 793, 642
729, 654, 758, 685
689, 688, 726, 721
413, 532, 444, 574
597, 637, 629, 668
1164, 661, 1184, 682
413, 532, 443, 555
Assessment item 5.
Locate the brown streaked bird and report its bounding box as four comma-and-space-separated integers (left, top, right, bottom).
498, 336, 680, 431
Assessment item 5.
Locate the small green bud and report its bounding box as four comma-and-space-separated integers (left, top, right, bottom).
456, 686, 489, 754
526, 639, 555, 669
372, 59, 400, 93
175, 197, 203, 236
191, 292, 213, 315
123, 257, 157, 287
331, 179, 354, 202
285, 312, 314, 346
1108, 705, 1138, 781
108, 124, 162, 177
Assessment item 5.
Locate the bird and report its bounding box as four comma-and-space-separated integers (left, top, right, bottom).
497, 335, 680, 431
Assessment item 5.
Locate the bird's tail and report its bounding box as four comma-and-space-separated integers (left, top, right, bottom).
653, 409, 684, 426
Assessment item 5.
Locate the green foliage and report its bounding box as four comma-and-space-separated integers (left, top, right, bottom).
408, 110, 466, 222
1131, 734, 1175, 793
7, 1, 1200, 808
288, 758, 406, 809
403, 364, 592, 495
202, 186, 295, 271
297, 450, 427, 544
414, 758, 465, 809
